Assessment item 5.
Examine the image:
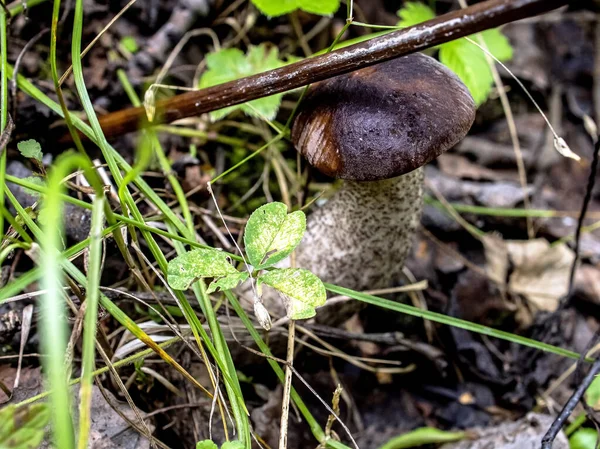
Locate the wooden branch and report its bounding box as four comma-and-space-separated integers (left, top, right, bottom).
70, 0, 568, 142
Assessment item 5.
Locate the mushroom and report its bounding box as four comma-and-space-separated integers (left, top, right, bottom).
290, 53, 476, 293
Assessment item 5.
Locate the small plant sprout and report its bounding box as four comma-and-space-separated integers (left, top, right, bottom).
167, 202, 326, 329
289, 53, 476, 294
16, 139, 43, 162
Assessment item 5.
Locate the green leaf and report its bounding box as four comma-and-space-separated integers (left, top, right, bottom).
221, 442, 245, 449
167, 248, 238, 290
396, 2, 435, 28
120, 36, 139, 54
585, 375, 600, 408
479, 28, 513, 62
251, 0, 339, 17
195, 441, 218, 449
257, 268, 326, 320
0, 404, 50, 449
439, 38, 493, 106
569, 428, 598, 449
199, 44, 286, 121
244, 202, 306, 269
16, 140, 43, 162
207, 272, 250, 294
378, 427, 466, 449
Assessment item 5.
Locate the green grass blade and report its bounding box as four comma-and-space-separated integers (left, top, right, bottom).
3, 180, 212, 397
77, 196, 105, 449
116, 70, 251, 442
324, 283, 586, 361
0, 1, 8, 243
8, 0, 50, 16
40, 154, 98, 449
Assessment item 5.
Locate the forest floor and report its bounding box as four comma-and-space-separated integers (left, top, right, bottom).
2, 1, 600, 448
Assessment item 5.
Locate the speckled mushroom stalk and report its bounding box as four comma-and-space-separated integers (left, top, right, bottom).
290, 53, 476, 293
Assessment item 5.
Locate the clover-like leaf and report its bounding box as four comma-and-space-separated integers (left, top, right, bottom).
257, 268, 326, 320
206, 272, 250, 294
17, 139, 43, 162
167, 248, 238, 290
244, 202, 306, 269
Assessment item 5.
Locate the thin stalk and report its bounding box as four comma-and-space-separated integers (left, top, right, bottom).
77, 196, 104, 449
278, 320, 295, 449
155, 124, 249, 148
16, 335, 184, 407
4, 174, 244, 262
7, 0, 49, 15
8, 66, 194, 240
424, 197, 586, 219
0, 1, 8, 239
4, 186, 213, 397
224, 291, 328, 444
1, 206, 33, 243
0, 242, 31, 264
67, 0, 142, 277
40, 153, 101, 449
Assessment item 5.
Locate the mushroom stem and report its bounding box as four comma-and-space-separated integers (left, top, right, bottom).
296, 168, 424, 291
248, 54, 475, 324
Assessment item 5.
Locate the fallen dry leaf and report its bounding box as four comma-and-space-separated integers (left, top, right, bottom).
484, 236, 575, 312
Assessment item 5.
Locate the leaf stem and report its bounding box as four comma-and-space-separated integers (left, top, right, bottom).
279, 319, 295, 449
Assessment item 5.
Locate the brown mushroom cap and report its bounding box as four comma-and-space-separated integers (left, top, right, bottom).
291, 53, 476, 181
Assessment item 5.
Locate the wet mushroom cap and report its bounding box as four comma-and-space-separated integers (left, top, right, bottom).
291, 53, 476, 181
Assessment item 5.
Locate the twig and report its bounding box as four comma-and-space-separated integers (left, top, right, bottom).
541, 133, 600, 446
566, 137, 600, 301
61, 0, 569, 142
0, 113, 13, 156
541, 351, 600, 448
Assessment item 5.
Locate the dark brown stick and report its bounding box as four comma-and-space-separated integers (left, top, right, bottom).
77, 0, 568, 141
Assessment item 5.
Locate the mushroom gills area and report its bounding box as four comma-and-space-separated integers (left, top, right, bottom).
295, 167, 424, 292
